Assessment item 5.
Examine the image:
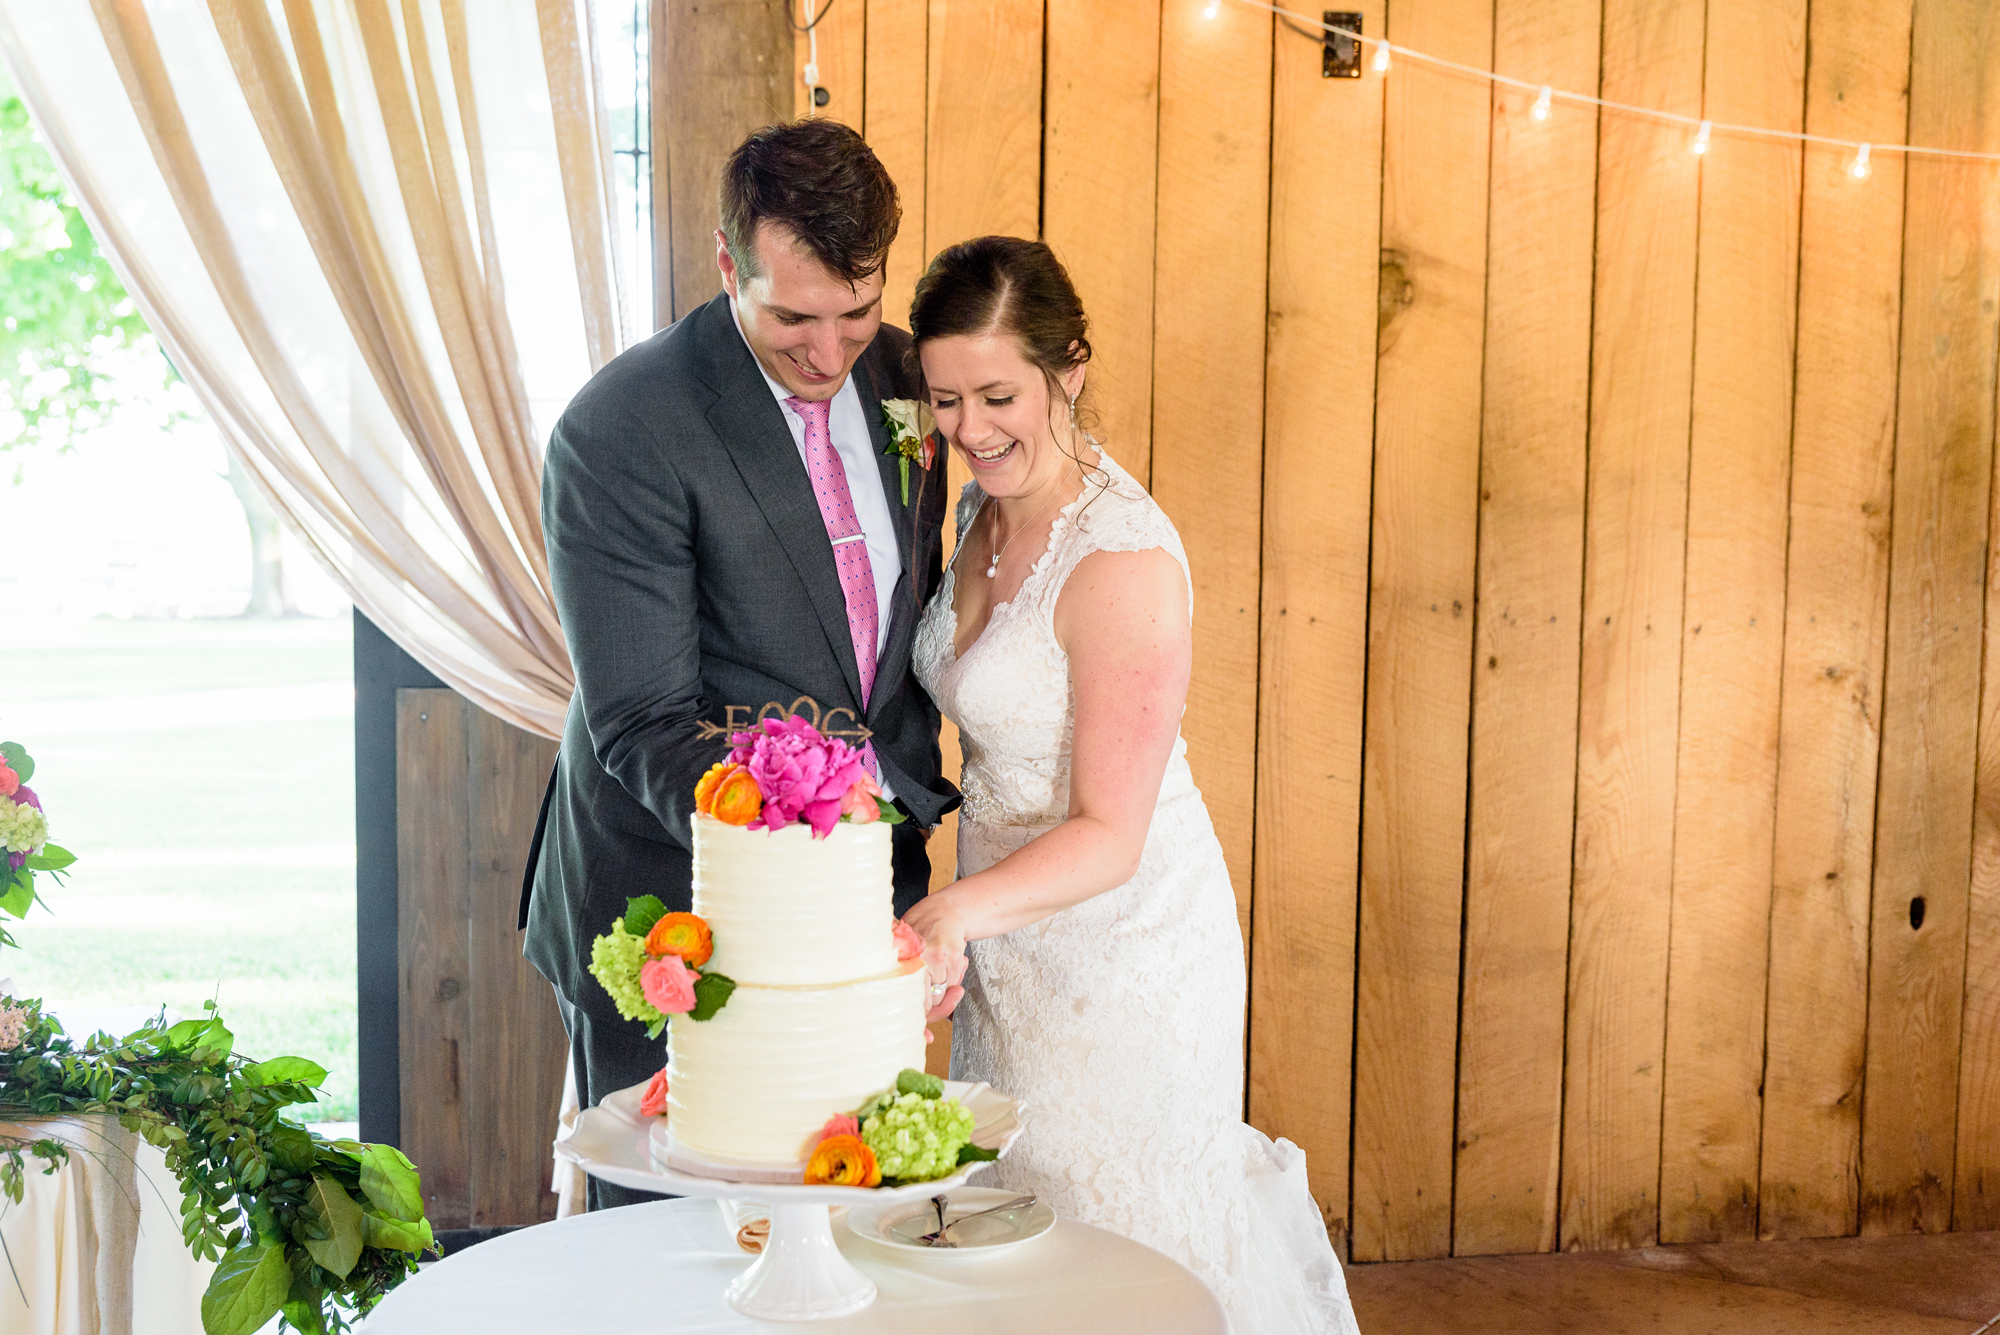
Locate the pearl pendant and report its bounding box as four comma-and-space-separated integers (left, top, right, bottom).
985, 555, 1000, 579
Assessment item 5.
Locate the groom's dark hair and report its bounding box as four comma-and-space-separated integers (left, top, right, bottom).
720, 119, 901, 285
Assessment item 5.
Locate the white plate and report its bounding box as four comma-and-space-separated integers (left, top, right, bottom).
846, 1186, 1055, 1254
555, 1077, 1029, 1208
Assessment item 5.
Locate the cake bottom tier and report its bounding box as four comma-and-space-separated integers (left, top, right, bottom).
664, 966, 929, 1169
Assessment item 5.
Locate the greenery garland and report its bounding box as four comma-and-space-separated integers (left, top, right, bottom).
0, 995, 433, 1334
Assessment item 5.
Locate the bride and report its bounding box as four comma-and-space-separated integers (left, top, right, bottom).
900, 236, 1361, 1334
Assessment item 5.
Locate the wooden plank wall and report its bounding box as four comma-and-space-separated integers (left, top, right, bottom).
397, 690, 567, 1229
757, 0, 2000, 1260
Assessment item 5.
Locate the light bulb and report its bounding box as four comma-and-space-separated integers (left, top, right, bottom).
1850, 143, 1872, 178
1203, 0, 1220, 16
1532, 86, 1552, 120
803, 61, 820, 86
1691, 120, 1711, 155
1373, 42, 1391, 73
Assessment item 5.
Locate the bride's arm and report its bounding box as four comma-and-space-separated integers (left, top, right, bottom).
903, 545, 1191, 979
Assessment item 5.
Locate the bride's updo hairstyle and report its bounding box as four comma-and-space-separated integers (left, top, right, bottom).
906, 236, 1097, 440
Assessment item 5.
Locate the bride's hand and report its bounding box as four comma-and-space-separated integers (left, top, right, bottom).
901, 895, 968, 1021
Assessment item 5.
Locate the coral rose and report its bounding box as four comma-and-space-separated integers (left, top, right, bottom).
0, 764, 16, 798
818, 1113, 861, 1144
892, 919, 924, 963
640, 1068, 671, 1118
710, 767, 764, 826
841, 775, 882, 825
693, 761, 734, 815
803, 1134, 881, 1187
645, 911, 714, 967
640, 955, 698, 1015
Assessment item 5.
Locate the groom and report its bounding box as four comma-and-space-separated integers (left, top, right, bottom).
521, 119, 955, 1208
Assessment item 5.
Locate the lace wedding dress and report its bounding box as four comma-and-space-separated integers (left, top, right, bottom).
914, 452, 1361, 1334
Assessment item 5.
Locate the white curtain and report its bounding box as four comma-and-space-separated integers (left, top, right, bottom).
0, 0, 631, 737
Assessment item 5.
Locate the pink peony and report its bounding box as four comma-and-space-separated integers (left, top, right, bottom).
0, 765, 16, 798
818, 1113, 860, 1144
730, 716, 872, 838
641, 955, 698, 1015
842, 775, 882, 824
892, 919, 924, 962
640, 1067, 671, 1118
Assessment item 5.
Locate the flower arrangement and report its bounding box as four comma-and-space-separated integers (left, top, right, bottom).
880, 398, 938, 506
0, 740, 74, 951
588, 898, 737, 1039
697, 715, 904, 838
0, 996, 433, 1334
801, 1068, 996, 1188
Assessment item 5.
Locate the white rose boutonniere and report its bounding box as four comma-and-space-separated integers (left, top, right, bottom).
880, 399, 938, 505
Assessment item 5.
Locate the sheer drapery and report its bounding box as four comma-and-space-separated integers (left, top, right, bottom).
0, 0, 631, 737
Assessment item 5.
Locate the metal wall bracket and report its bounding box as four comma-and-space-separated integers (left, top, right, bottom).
1324, 12, 1363, 77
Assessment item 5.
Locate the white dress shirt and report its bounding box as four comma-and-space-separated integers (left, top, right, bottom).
732, 305, 902, 798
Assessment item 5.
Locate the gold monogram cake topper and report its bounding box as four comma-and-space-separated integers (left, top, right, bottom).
694, 695, 874, 743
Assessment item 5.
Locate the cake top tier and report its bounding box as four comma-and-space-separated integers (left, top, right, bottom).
693, 815, 901, 987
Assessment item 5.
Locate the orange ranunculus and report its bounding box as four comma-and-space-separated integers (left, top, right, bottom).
711, 767, 764, 827
693, 761, 736, 815
644, 911, 714, 967
803, 1134, 881, 1188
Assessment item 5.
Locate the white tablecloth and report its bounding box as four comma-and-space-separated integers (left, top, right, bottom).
360, 1197, 1229, 1333
0, 1114, 211, 1335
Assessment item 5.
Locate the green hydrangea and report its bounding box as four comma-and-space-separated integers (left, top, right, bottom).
588, 925, 662, 1026
860, 1091, 974, 1182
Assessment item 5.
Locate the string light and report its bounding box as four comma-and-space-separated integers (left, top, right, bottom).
1224, 0, 2000, 174
1203, 0, 1221, 16
1691, 119, 1711, 155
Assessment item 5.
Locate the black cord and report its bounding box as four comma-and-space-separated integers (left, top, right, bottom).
787, 0, 836, 33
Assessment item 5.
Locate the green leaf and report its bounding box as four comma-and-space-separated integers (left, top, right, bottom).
265, 1122, 317, 1176
299, 1176, 364, 1279
361, 1208, 434, 1254
279, 1296, 328, 1335
0, 743, 33, 784
621, 895, 668, 940
689, 970, 736, 1022
896, 1068, 944, 1100
24, 843, 73, 871
0, 874, 33, 918
873, 795, 907, 825
199, 1243, 291, 1335
956, 1142, 1000, 1164
245, 1056, 327, 1089
645, 1015, 667, 1041
357, 1144, 424, 1223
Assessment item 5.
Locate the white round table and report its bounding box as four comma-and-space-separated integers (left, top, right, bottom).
358, 1197, 1228, 1333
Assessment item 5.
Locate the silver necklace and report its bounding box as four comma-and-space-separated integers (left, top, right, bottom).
986, 470, 1074, 579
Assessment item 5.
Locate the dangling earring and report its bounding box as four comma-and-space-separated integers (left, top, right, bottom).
1067, 391, 1078, 428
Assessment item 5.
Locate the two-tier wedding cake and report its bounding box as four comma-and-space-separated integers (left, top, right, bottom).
665, 813, 928, 1171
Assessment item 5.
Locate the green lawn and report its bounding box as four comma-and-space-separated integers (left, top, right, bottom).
3, 617, 358, 1122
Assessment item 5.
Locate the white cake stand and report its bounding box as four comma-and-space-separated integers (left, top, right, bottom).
555, 1079, 1027, 1322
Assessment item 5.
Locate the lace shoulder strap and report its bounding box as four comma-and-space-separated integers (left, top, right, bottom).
953, 479, 986, 545
1030, 452, 1195, 626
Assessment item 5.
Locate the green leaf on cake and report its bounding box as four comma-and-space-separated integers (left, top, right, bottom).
690, 970, 737, 1021
0, 873, 34, 918
896, 1068, 944, 1100
873, 796, 907, 824
621, 895, 668, 939
646, 1015, 667, 1041
0, 742, 33, 784
956, 1143, 1000, 1164
25, 843, 74, 872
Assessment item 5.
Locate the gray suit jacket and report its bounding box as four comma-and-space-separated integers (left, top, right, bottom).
522, 293, 956, 1015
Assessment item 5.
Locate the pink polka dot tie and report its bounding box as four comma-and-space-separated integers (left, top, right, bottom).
788, 395, 879, 707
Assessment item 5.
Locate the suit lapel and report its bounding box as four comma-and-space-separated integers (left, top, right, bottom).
853, 355, 916, 575
696, 298, 867, 710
